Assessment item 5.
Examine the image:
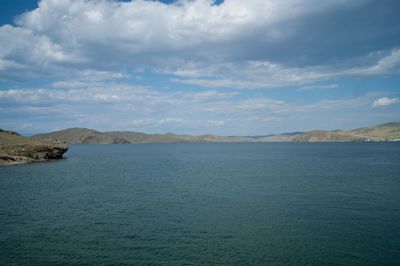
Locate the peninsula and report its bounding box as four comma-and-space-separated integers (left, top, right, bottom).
0, 129, 68, 166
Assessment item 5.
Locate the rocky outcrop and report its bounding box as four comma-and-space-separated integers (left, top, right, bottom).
0, 142, 68, 166
0, 129, 68, 166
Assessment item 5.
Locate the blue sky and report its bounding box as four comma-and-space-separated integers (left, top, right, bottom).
0, 0, 399, 135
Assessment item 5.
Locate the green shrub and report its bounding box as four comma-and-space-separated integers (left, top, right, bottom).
23, 149, 35, 158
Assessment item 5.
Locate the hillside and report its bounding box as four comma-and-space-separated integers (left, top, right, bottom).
256, 132, 303, 142
34, 128, 252, 144
33, 128, 129, 144
32, 122, 400, 144
108, 131, 250, 143
293, 130, 368, 142
0, 129, 68, 166
293, 122, 400, 142
348, 122, 400, 140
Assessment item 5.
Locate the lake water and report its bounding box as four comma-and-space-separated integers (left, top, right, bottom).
0, 143, 399, 265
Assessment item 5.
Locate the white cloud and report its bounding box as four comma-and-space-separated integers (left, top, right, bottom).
170, 50, 400, 89
1, 0, 399, 134
1, 0, 391, 86
0, 81, 379, 118
0, 24, 83, 81
1, 80, 396, 134
0, 82, 240, 110
355, 49, 400, 76
372, 97, 399, 107
16, 0, 350, 48
297, 84, 338, 91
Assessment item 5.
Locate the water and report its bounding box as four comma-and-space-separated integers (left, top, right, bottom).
0, 143, 399, 265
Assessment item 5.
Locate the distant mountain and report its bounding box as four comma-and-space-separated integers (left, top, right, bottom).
33, 128, 129, 144
32, 122, 400, 144
33, 128, 251, 144
293, 130, 368, 142
107, 131, 251, 143
255, 132, 304, 142
348, 122, 400, 140
241, 132, 303, 140
293, 122, 400, 142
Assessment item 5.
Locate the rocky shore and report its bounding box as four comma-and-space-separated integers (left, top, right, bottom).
0, 129, 68, 166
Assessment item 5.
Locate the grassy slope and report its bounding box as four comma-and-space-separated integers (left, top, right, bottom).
35, 128, 252, 144
0, 130, 53, 146
293, 130, 367, 142
34, 128, 129, 144
0, 130, 32, 144
1, 130, 68, 165
294, 122, 400, 142
0, 130, 65, 148
348, 122, 400, 139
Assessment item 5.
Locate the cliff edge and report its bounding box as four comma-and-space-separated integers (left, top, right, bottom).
0, 129, 68, 166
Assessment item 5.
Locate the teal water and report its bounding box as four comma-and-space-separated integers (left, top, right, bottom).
0, 143, 399, 265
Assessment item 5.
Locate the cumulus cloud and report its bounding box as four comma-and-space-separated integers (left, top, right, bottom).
15, 0, 351, 49
0, 25, 82, 81
372, 97, 399, 108
1, 0, 400, 134
0, 0, 399, 86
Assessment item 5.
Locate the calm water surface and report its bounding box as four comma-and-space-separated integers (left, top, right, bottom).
1, 143, 399, 265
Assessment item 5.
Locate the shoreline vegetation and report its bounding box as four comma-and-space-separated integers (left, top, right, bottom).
0, 129, 68, 166
1, 122, 399, 166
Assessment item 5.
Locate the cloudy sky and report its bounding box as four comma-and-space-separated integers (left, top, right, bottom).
0, 0, 399, 135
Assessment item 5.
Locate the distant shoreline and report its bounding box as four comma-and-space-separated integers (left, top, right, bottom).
31, 122, 400, 144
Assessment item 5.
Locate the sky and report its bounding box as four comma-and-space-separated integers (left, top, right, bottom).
0, 0, 399, 135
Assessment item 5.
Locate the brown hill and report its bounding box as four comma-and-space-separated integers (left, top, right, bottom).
293, 122, 400, 142
33, 128, 129, 144
34, 128, 251, 144
33, 122, 400, 144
